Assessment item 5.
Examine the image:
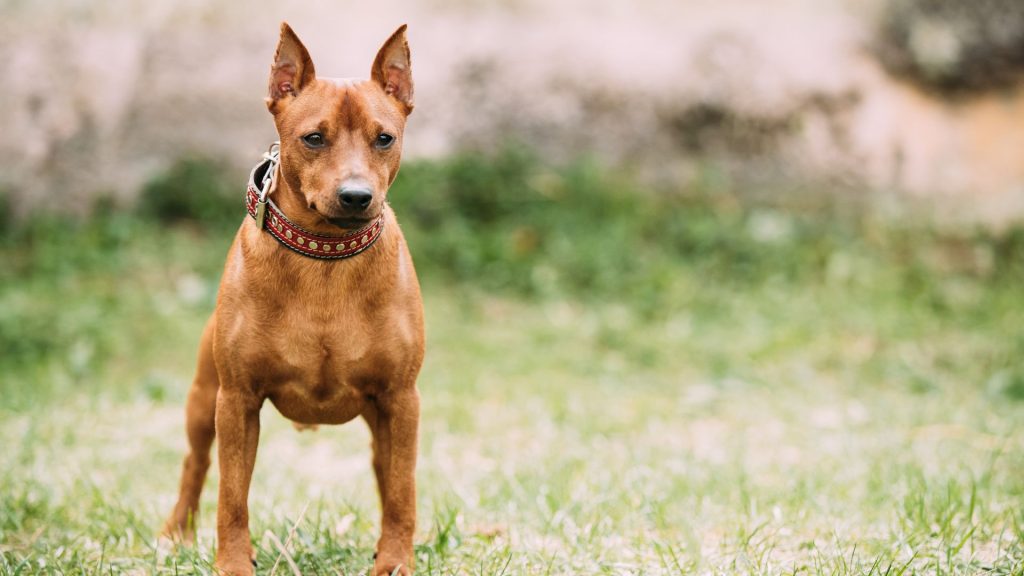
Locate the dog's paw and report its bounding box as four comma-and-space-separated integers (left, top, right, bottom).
372, 562, 412, 576
373, 550, 413, 576
214, 558, 256, 576
159, 519, 196, 546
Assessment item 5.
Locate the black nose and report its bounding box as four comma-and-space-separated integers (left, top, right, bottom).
337, 187, 373, 211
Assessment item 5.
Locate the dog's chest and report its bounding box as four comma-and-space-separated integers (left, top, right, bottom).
228, 313, 369, 423
221, 287, 416, 423
216, 225, 423, 424
266, 295, 399, 373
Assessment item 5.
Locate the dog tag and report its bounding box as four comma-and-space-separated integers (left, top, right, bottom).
255, 200, 268, 229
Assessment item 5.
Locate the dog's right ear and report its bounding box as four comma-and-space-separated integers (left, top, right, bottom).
267, 22, 316, 112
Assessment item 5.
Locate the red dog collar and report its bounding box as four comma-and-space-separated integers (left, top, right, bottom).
245, 145, 384, 260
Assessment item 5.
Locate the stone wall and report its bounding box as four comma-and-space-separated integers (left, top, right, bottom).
2, 0, 1022, 222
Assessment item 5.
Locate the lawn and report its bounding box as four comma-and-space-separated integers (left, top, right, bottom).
1, 153, 1023, 574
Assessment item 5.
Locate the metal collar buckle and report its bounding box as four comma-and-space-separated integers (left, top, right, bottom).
254, 141, 280, 229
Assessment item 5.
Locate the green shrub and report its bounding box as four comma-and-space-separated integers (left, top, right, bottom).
390, 147, 1024, 310
0, 188, 11, 235
137, 157, 239, 226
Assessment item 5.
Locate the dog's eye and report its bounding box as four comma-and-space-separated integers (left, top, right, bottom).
302, 132, 326, 148
375, 133, 395, 149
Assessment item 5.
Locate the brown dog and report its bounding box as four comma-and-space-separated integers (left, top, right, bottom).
161, 23, 424, 576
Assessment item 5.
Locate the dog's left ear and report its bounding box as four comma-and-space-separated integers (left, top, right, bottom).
371, 25, 414, 114
267, 22, 316, 111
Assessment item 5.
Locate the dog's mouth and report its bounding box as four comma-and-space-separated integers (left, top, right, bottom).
308, 201, 377, 230
326, 215, 374, 229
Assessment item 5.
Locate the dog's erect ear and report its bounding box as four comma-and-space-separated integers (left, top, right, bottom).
371, 25, 414, 113
268, 22, 316, 107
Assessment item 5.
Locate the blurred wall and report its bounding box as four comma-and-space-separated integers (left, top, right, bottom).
3, 0, 1023, 222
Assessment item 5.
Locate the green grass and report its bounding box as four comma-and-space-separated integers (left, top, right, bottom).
1, 151, 1024, 574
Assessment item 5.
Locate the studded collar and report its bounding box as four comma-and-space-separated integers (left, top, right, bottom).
245, 144, 384, 260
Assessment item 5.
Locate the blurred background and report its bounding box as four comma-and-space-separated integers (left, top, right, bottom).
2, 0, 1023, 574
3, 0, 1024, 221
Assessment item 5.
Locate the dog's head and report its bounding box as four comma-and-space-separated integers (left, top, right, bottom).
266, 23, 413, 230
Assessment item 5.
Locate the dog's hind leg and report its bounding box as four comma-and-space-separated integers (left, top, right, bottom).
162, 316, 219, 543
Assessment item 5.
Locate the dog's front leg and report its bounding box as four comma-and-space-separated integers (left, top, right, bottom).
372, 387, 420, 576
214, 388, 262, 576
